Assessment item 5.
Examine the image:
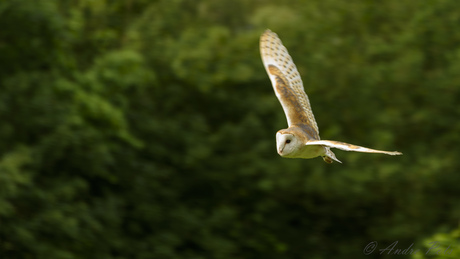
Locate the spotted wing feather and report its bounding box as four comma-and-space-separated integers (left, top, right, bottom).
305, 140, 403, 155
260, 29, 319, 135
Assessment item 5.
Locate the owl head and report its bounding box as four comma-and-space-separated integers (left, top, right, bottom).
276, 130, 301, 157
276, 128, 328, 159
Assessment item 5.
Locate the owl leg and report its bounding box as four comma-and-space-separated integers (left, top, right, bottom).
322, 147, 342, 163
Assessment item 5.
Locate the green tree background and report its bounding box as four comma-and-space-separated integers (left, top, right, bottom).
1, 0, 459, 258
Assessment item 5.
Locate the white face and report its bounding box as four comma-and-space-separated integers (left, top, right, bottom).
276, 132, 299, 157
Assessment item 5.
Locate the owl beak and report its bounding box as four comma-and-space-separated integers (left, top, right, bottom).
278, 146, 284, 154
276, 132, 285, 155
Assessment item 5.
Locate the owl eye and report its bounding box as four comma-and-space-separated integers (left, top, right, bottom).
286, 139, 291, 144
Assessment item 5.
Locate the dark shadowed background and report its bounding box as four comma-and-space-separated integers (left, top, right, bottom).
1, 0, 459, 258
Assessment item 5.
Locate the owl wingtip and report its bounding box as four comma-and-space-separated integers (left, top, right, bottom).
263, 29, 275, 35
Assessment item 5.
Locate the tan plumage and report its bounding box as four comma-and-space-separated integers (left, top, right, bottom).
260, 29, 402, 163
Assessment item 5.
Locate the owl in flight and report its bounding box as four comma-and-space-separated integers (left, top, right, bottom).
260, 29, 402, 163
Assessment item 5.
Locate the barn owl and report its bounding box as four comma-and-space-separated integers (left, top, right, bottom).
260, 29, 402, 163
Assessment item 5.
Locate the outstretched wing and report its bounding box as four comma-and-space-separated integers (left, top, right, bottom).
305, 140, 403, 155
260, 29, 319, 135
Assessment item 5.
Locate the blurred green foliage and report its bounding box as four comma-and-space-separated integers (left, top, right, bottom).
413, 226, 460, 259
0, 0, 459, 258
